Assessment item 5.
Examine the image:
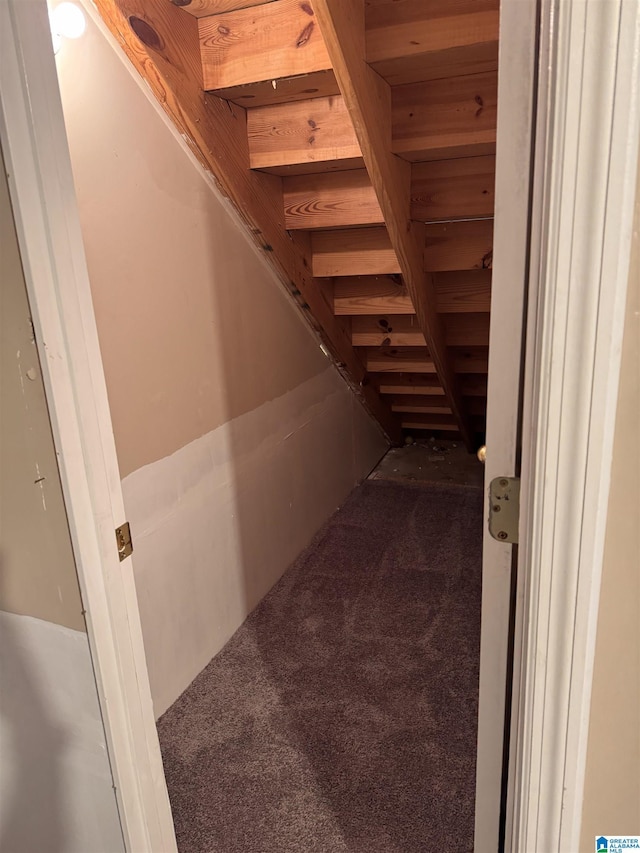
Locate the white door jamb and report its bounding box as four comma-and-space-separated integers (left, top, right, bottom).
509, 1, 640, 850
0, 1, 177, 849
474, 0, 540, 848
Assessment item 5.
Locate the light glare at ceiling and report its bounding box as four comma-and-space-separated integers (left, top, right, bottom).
50, 1, 86, 50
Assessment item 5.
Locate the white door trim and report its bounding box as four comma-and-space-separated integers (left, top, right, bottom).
510, 1, 640, 851
474, 0, 539, 848
0, 1, 177, 850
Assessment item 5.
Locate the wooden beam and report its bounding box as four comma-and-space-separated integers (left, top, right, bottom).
391, 396, 452, 415
450, 346, 489, 374
283, 169, 383, 229
366, 0, 499, 86
401, 416, 458, 432
92, 0, 400, 442
367, 347, 488, 375
175, 0, 273, 20
377, 377, 445, 396
247, 94, 361, 172
425, 220, 494, 271
466, 397, 488, 416
352, 315, 425, 347
313, 0, 473, 447
199, 0, 332, 92
411, 155, 496, 222
435, 270, 492, 313
312, 227, 400, 277
258, 158, 366, 177
443, 313, 490, 346
333, 271, 491, 314
461, 375, 488, 397
212, 70, 340, 109
365, 348, 436, 374
334, 275, 413, 315
352, 313, 490, 347
392, 71, 498, 162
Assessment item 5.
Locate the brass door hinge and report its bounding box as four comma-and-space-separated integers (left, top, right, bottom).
489, 477, 520, 544
115, 521, 133, 561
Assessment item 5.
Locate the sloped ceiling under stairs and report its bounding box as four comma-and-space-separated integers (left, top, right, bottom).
92, 0, 498, 449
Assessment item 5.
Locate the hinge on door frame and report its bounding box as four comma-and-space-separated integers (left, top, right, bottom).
115, 521, 133, 561
488, 477, 520, 544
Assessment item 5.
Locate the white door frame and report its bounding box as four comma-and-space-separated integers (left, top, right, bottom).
475, 0, 540, 847
478, 0, 640, 850
509, 1, 640, 851
0, 1, 177, 850
2, 0, 638, 850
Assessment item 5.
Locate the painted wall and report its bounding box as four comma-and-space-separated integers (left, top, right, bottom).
0, 150, 84, 632
0, 151, 123, 852
55, 5, 388, 716
579, 164, 640, 848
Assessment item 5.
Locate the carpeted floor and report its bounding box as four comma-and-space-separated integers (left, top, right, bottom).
157, 480, 483, 853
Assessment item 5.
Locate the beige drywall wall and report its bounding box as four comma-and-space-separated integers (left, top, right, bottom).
580, 165, 640, 848
0, 150, 85, 632
0, 146, 120, 850
55, 5, 388, 714
55, 13, 346, 480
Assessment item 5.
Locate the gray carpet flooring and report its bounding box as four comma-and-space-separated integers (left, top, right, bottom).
157, 480, 483, 853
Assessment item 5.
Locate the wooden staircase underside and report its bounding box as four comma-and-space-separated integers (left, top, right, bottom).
94, 0, 498, 448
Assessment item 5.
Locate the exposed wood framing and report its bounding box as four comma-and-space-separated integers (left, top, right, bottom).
198, 0, 332, 92
94, 0, 499, 444
366, 0, 499, 86
411, 155, 496, 222
392, 72, 498, 162
91, 0, 401, 442
175, 0, 272, 18
425, 220, 495, 271
312, 0, 473, 447
284, 169, 383, 230
247, 95, 361, 171
312, 228, 400, 277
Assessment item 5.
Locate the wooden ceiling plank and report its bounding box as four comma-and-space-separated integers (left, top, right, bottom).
284, 169, 383, 229
366, 0, 499, 86
258, 157, 366, 176
213, 70, 340, 108
312, 228, 400, 277
466, 397, 487, 416
247, 94, 361, 172
313, 0, 473, 448
402, 423, 459, 432
390, 396, 453, 415
461, 375, 488, 397
364, 346, 487, 375
176, 0, 275, 20
392, 71, 498, 162
333, 271, 491, 315
411, 155, 496, 222
92, 0, 400, 442
450, 345, 489, 374
333, 275, 413, 315
435, 270, 492, 313
401, 414, 459, 431
352, 313, 490, 347
377, 378, 445, 396
352, 314, 425, 347
425, 219, 494, 271
443, 312, 491, 346
369, 44, 499, 89
199, 0, 331, 92
365, 348, 436, 374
